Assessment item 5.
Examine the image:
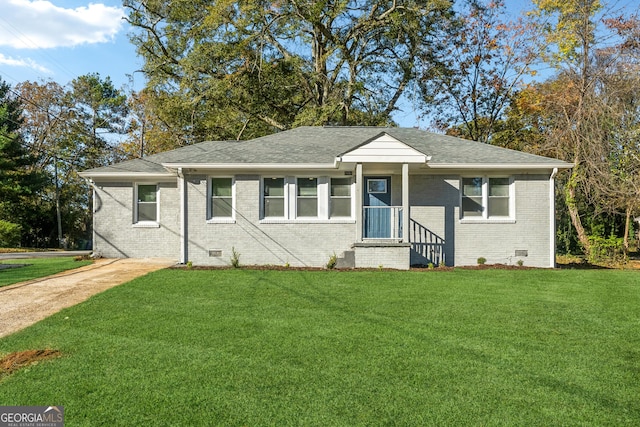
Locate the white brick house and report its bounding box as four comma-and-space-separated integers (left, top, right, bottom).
80, 127, 572, 269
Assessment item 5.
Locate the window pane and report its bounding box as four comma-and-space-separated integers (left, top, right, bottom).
138, 185, 156, 202
489, 197, 509, 216
462, 178, 482, 197
367, 179, 386, 193
264, 198, 284, 217
331, 198, 351, 217
138, 202, 157, 221
462, 196, 483, 217
264, 178, 285, 197
212, 197, 233, 217
297, 198, 318, 217
331, 178, 351, 196
298, 178, 317, 196
489, 178, 509, 197
212, 178, 232, 197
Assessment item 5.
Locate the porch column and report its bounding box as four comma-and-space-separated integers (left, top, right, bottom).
355, 163, 363, 242
402, 163, 409, 243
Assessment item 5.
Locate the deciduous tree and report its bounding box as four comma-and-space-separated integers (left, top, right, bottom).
124, 0, 454, 142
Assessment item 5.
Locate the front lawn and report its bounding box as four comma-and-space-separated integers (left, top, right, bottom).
0, 257, 92, 288
0, 269, 638, 425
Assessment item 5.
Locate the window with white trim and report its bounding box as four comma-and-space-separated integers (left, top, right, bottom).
209, 177, 234, 219
135, 184, 158, 223
261, 176, 353, 220
461, 176, 513, 219
263, 177, 285, 218
330, 178, 351, 217
297, 178, 318, 217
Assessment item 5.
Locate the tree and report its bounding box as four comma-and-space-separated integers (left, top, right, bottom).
16, 75, 128, 248
0, 78, 45, 246
124, 0, 454, 142
530, 0, 640, 257
418, 0, 540, 143
529, 0, 605, 255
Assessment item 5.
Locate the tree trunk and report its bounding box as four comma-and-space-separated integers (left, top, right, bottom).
565, 168, 590, 254
623, 205, 631, 253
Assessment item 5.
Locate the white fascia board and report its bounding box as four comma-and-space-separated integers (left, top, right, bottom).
338, 154, 428, 163
161, 162, 339, 171
426, 162, 573, 170
78, 171, 175, 180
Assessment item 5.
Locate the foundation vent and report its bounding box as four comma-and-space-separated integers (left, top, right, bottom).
208, 249, 223, 257
515, 250, 528, 257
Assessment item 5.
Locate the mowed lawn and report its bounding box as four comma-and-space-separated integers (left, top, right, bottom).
0, 257, 92, 288
0, 268, 638, 426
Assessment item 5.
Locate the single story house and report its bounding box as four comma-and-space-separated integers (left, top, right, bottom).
80, 126, 572, 269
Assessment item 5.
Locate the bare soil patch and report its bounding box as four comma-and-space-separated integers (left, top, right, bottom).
0, 349, 61, 378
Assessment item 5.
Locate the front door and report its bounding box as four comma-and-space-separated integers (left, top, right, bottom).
364, 176, 391, 238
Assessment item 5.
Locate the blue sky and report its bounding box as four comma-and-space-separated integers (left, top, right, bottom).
0, 0, 142, 90
0, 0, 535, 129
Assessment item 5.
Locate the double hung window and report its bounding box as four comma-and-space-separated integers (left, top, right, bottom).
263, 177, 285, 218
210, 178, 233, 219
135, 184, 158, 223
297, 178, 318, 217
461, 177, 512, 220
261, 176, 353, 220
330, 178, 352, 217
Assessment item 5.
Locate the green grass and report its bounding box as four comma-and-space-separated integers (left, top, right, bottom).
0, 257, 92, 287
0, 269, 638, 426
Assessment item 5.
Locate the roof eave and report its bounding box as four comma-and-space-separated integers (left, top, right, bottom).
161, 162, 339, 170
78, 171, 175, 179
426, 162, 573, 170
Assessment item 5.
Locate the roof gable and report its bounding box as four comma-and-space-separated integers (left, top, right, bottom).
339, 133, 429, 164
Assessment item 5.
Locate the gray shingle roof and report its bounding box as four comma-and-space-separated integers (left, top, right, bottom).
81, 126, 570, 176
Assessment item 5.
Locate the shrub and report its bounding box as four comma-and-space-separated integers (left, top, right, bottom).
517, 259, 524, 267
0, 220, 21, 247
230, 247, 241, 268
588, 235, 626, 264
477, 257, 487, 265
326, 253, 337, 269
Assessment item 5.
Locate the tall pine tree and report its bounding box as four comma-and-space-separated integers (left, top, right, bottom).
0, 78, 45, 244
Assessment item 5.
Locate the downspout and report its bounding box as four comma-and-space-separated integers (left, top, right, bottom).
177, 168, 187, 264
549, 168, 558, 268
86, 178, 97, 256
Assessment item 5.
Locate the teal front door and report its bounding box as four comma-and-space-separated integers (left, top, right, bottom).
364, 176, 391, 238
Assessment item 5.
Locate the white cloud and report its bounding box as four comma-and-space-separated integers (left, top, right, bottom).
0, 53, 51, 73
0, 0, 124, 49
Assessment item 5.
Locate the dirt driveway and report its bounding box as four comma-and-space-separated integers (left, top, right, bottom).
0, 258, 175, 338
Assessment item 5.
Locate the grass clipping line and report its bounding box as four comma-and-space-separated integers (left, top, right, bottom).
0, 349, 61, 378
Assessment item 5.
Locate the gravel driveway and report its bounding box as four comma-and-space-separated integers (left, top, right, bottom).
0, 258, 175, 338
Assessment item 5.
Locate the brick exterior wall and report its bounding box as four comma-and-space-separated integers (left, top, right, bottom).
92, 181, 180, 260
184, 175, 357, 267
92, 172, 553, 268
408, 174, 552, 267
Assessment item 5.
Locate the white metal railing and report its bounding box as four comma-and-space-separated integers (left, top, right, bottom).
363, 206, 403, 239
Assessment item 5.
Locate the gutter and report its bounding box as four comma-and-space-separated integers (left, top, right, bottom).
426, 162, 573, 170
161, 162, 339, 170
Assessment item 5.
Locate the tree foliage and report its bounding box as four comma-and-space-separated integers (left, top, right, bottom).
419, 0, 540, 143
124, 0, 454, 142
0, 78, 45, 235
15, 74, 128, 248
